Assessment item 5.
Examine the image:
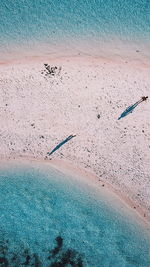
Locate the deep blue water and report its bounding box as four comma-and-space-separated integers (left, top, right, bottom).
0, 162, 150, 266
0, 0, 149, 59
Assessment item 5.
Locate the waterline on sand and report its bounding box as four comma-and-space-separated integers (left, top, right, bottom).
0, 160, 150, 266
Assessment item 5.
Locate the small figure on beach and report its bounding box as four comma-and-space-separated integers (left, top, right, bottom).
118, 96, 148, 120
47, 134, 76, 156
141, 96, 148, 101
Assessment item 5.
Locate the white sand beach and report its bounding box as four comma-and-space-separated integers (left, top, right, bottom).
0, 55, 150, 222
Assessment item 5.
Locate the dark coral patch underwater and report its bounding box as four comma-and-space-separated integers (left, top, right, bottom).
0, 236, 83, 267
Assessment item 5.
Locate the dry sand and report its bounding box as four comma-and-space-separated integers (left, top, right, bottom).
0, 55, 150, 222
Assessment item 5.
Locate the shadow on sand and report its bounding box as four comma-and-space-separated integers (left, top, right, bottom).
47, 135, 76, 156
118, 97, 148, 120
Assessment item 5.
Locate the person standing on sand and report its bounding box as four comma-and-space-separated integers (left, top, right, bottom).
141, 96, 148, 101
136, 96, 148, 105
118, 96, 148, 120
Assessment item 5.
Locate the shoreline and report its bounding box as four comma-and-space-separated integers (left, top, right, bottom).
0, 56, 149, 227
0, 155, 150, 228
0, 52, 150, 69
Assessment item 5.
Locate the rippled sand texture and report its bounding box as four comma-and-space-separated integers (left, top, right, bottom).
0, 162, 150, 266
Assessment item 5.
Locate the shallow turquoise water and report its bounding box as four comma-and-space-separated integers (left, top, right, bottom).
0, 162, 150, 266
0, 0, 149, 59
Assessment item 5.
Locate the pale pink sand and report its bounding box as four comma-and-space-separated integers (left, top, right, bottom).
0, 56, 150, 222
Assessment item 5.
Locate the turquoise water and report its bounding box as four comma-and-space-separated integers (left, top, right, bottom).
0, 162, 150, 266
0, 0, 150, 59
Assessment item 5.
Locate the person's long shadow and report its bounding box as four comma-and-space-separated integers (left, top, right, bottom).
47, 135, 76, 156
118, 99, 143, 120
